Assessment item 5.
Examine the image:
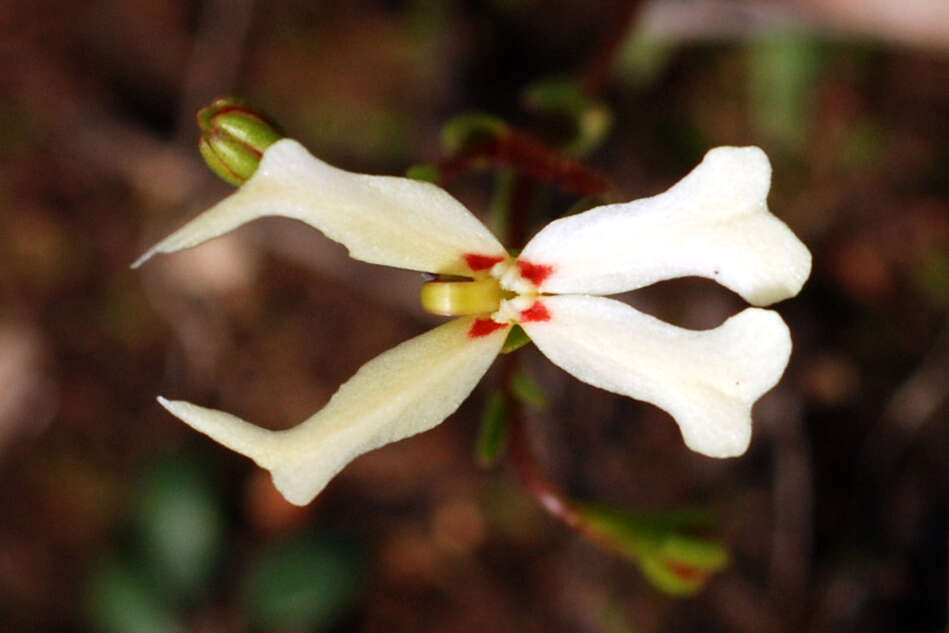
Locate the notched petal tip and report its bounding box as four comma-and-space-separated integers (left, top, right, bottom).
522, 296, 792, 460
520, 145, 812, 304
674, 308, 791, 458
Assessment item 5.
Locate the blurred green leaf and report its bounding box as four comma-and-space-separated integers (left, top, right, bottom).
521, 78, 613, 156
749, 31, 824, 151
569, 105, 612, 157
511, 369, 546, 409
441, 113, 508, 155
84, 557, 183, 633
477, 391, 509, 467
615, 31, 676, 90
406, 163, 440, 183
132, 454, 224, 601
522, 78, 589, 119
579, 504, 729, 596
242, 533, 365, 631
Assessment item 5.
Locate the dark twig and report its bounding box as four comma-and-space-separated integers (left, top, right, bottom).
176, 0, 257, 146
580, 0, 646, 96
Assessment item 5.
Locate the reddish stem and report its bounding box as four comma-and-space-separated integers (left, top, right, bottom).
501, 355, 585, 534
503, 362, 630, 555
438, 130, 614, 196
507, 411, 584, 532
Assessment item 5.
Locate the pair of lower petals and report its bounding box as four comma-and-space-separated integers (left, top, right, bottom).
139, 139, 810, 506
159, 296, 790, 506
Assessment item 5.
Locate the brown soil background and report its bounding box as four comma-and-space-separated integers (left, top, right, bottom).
1, 1, 947, 631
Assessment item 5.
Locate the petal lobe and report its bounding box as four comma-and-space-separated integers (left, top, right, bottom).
522, 295, 792, 457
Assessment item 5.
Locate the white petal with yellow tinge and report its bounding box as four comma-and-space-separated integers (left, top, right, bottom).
522, 295, 791, 457
519, 146, 811, 306
134, 139, 507, 275
158, 316, 508, 505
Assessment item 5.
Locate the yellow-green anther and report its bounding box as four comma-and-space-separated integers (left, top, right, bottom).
197, 97, 283, 186
421, 278, 504, 316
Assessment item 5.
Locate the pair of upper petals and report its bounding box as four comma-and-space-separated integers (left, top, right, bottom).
135, 139, 809, 306
138, 139, 811, 506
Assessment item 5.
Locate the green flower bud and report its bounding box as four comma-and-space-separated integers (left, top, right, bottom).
577, 503, 730, 595
197, 97, 283, 186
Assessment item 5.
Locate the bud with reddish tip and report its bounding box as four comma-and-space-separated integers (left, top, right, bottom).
197, 97, 283, 186
577, 503, 730, 595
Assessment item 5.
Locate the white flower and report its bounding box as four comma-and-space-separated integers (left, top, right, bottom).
134, 139, 811, 506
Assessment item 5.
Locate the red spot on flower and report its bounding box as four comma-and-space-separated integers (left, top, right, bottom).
517, 260, 554, 286
469, 318, 506, 338
464, 253, 504, 271
520, 301, 551, 323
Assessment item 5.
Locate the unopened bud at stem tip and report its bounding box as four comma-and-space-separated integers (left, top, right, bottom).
196, 97, 284, 186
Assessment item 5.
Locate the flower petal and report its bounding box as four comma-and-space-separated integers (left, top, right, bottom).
157, 316, 508, 505
521, 295, 791, 457
134, 139, 507, 275
519, 146, 811, 305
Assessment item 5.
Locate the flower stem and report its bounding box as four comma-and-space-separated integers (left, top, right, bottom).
501, 356, 560, 502
502, 354, 632, 555
505, 385, 583, 533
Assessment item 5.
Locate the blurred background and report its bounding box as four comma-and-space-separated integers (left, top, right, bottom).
1, 1, 948, 631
